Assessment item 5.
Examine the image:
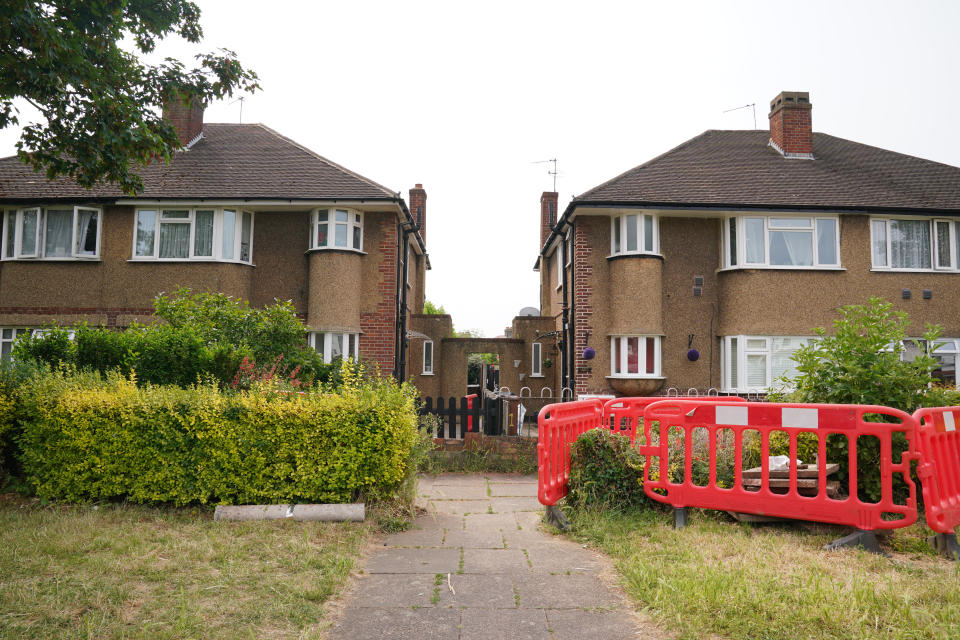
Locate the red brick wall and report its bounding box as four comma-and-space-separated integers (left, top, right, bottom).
769, 106, 812, 155
573, 221, 595, 395
409, 184, 427, 246
360, 216, 397, 375
540, 192, 558, 250
162, 98, 204, 146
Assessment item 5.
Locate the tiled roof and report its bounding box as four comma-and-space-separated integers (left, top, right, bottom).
574, 130, 960, 213
0, 124, 399, 201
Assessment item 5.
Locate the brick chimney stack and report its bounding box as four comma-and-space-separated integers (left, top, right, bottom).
162, 95, 205, 147
768, 91, 813, 158
540, 191, 558, 249
409, 183, 427, 245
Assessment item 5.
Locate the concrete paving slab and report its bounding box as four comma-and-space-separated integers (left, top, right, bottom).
461, 548, 530, 574
441, 524, 505, 549
382, 525, 445, 548
425, 473, 490, 486
515, 510, 546, 530
428, 499, 492, 515
490, 497, 544, 512
328, 605, 460, 639
514, 573, 618, 608
365, 548, 460, 574
424, 484, 490, 499
464, 512, 520, 530
460, 608, 551, 640
489, 482, 540, 497
484, 473, 537, 483
345, 573, 441, 607
547, 609, 655, 639
525, 547, 603, 574
438, 573, 517, 608
501, 527, 555, 550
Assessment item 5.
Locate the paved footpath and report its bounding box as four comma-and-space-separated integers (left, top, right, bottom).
327, 473, 664, 639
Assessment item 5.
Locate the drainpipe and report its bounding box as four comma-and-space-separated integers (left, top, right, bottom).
395, 218, 418, 380
558, 223, 572, 394
567, 219, 576, 395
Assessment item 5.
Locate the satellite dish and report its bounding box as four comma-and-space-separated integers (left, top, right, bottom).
518, 306, 539, 317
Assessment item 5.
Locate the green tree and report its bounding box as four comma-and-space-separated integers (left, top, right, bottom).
0, 1, 259, 194
422, 300, 446, 315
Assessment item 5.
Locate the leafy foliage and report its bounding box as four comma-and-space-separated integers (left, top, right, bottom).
15, 363, 421, 505
567, 428, 649, 510
422, 300, 447, 315
0, 0, 259, 194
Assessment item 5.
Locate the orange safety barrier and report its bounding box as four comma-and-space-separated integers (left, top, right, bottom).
604, 396, 745, 443
913, 406, 960, 535
638, 400, 920, 530
537, 399, 604, 506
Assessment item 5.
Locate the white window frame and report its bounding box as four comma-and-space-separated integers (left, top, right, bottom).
899, 337, 959, 388
131, 207, 254, 264
555, 239, 563, 289
312, 208, 363, 251
422, 339, 434, 375
0, 327, 27, 361
722, 214, 840, 269
610, 213, 659, 256
531, 342, 543, 377
871, 216, 960, 272
609, 335, 662, 378
723, 335, 814, 393
309, 331, 359, 364
2, 206, 102, 260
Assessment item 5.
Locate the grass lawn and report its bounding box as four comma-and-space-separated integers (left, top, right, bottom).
0, 495, 375, 639
564, 506, 960, 640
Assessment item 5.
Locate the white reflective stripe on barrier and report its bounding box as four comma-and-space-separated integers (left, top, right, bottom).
782, 407, 819, 429
945, 412, 956, 432
716, 405, 748, 426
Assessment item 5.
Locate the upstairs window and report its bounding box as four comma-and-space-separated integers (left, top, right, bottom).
611, 214, 658, 256
423, 340, 434, 375
2, 206, 101, 260
723, 215, 839, 269
309, 331, 359, 364
871, 217, 960, 271
610, 335, 661, 378
313, 208, 363, 251
133, 208, 253, 263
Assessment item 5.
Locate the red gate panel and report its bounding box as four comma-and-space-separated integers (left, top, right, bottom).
913, 406, 960, 534
639, 400, 919, 530
604, 396, 745, 443
537, 399, 604, 506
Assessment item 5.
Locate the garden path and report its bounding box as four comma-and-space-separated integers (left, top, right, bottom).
326, 473, 666, 639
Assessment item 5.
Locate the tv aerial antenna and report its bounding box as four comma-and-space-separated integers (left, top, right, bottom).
722, 103, 756, 129
229, 96, 246, 123
532, 158, 559, 191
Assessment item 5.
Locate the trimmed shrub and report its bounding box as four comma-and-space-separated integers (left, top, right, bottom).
567, 428, 648, 510
15, 366, 420, 505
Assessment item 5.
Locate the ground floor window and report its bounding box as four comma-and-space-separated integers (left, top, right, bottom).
0, 328, 27, 361
723, 335, 813, 392
422, 340, 434, 375
531, 342, 542, 376
309, 331, 359, 364
902, 338, 958, 387
610, 335, 661, 377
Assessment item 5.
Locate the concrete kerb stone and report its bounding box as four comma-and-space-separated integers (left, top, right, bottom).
212, 503, 365, 522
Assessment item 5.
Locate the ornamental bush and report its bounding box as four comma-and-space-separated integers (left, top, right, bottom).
567, 428, 648, 510
15, 365, 420, 505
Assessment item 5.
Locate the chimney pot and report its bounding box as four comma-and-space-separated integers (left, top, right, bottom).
768, 90, 813, 158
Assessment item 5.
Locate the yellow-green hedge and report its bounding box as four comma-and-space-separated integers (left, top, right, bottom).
16, 371, 419, 505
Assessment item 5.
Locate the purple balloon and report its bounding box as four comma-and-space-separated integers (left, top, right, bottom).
687, 348, 700, 362
582, 347, 596, 360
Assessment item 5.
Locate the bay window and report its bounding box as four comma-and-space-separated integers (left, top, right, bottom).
611, 213, 658, 256
2, 206, 101, 260
723, 214, 839, 268
610, 335, 661, 377
871, 217, 960, 271
313, 208, 363, 251
723, 335, 813, 392
309, 331, 359, 363
133, 208, 253, 263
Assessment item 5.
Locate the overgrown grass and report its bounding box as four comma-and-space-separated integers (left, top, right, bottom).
0, 496, 375, 639
565, 506, 960, 640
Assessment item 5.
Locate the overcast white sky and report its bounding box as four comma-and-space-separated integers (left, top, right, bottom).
3, 1, 959, 336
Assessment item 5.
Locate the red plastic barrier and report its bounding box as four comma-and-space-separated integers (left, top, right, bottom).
537, 399, 604, 506
604, 396, 745, 443
913, 406, 960, 534
465, 394, 479, 432
639, 400, 919, 530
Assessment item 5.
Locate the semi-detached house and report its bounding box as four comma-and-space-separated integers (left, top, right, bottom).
0, 100, 429, 377
536, 91, 960, 398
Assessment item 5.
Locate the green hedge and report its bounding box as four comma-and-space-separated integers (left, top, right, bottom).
567, 428, 649, 510
16, 370, 419, 505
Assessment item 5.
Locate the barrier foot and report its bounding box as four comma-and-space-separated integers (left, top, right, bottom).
926, 533, 960, 561
823, 529, 884, 555
673, 507, 688, 530
545, 505, 570, 531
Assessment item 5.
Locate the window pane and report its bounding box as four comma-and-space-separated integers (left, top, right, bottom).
645, 337, 655, 374
317, 223, 328, 247
625, 215, 637, 252
532, 343, 541, 375
194, 210, 214, 257
330, 334, 344, 359
769, 218, 811, 228
728, 218, 737, 265
135, 210, 157, 256
816, 219, 838, 265
771, 337, 805, 382
335, 223, 348, 247
936, 220, 952, 268
162, 210, 189, 219
746, 338, 766, 350
744, 218, 764, 263
44, 209, 73, 257
871, 219, 887, 267
613, 217, 620, 253
335, 210, 348, 223
627, 337, 639, 374
643, 215, 654, 252
614, 337, 622, 373
770, 230, 813, 266
21, 209, 38, 255
729, 338, 738, 388
158, 222, 190, 258
316, 210, 328, 222
75, 208, 98, 256
4, 213, 14, 257
746, 354, 767, 388
890, 219, 931, 269
1, 342, 10, 361
313, 332, 325, 360
240, 211, 252, 262
352, 222, 361, 249
348, 333, 357, 359
222, 209, 236, 259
